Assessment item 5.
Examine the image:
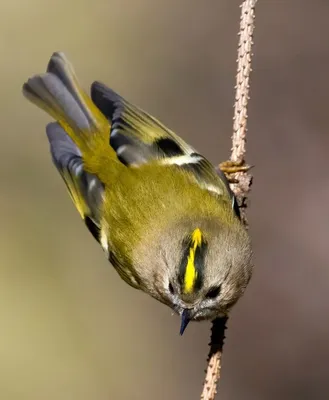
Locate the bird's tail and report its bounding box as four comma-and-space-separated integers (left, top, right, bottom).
22, 52, 110, 152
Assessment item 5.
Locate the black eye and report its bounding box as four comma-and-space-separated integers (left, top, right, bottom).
168, 282, 175, 294
205, 286, 221, 299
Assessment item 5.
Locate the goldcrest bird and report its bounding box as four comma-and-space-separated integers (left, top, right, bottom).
22, 52, 253, 334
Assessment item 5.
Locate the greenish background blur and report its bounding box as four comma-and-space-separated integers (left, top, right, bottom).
1, 0, 329, 399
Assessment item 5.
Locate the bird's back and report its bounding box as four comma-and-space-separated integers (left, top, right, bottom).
102, 163, 234, 259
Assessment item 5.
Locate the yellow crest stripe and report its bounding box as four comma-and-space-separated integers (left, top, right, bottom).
183, 228, 202, 294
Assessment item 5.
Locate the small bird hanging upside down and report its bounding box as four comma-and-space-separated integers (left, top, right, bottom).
22, 52, 253, 335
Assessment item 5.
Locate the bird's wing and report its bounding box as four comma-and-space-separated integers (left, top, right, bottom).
91, 81, 234, 203
46, 122, 105, 242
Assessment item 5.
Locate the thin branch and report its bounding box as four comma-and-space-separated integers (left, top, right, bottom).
200, 1, 258, 399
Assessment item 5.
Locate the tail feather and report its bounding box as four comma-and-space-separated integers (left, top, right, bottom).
23, 73, 91, 132
22, 53, 115, 245
22, 52, 109, 148
47, 52, 105, 131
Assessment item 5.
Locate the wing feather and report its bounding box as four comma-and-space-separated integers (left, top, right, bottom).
91, 81, 236, 208
46, 122, 104, 241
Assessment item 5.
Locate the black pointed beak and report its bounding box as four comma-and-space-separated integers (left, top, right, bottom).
180, 309, 191, 335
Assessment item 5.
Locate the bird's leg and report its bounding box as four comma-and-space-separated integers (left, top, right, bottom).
219, 159, 250, 174
218, 160, 251, 183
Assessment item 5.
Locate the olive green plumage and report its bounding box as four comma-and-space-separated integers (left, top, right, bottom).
22, 52, 253, 334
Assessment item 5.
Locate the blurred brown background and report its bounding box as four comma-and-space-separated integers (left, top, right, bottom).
0, 0, 328, 399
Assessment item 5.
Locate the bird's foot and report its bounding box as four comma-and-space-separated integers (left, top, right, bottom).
218, 160, 252, 183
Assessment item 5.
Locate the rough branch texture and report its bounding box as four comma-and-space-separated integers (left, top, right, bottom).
200, 1, 257, 399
